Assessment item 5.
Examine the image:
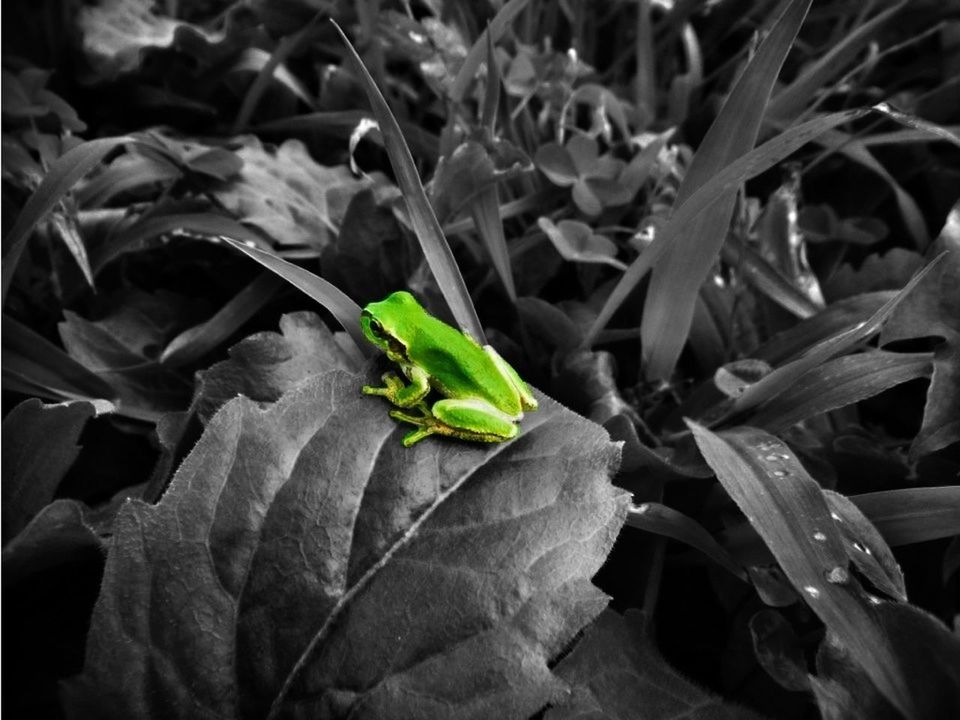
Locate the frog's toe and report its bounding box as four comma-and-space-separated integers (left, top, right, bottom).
402, 427, 436, 447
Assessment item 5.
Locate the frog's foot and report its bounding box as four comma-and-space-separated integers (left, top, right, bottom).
362, 367, 430, 408
388, 407, 440, 447
362, 371, 405, 398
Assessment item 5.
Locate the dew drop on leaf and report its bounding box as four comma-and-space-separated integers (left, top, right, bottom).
826, 566, 850, 584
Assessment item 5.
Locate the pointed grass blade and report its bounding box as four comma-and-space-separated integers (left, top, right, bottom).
2, 314, 117, 403
160, 272, 284, 367
731, 257, 942, 414
220, 237, 370, 359
332, 21, 484, 342
690, 422, 916, 718
627, 501, 746, 580
851, 487, 960, 547
449, 0, 531, 104
583, 106, 872, 348
2, 136, 136, 303
640, 0, 813, 381
749, 351, 933, 431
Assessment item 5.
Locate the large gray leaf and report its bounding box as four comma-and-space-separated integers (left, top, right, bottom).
195, 311, 357, 422
64, 369, 627, 719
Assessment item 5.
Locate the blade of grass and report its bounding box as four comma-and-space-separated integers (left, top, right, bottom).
231, 14, 321, 135
448, 0, 531, 104
92, 212, 270, 273
850, 487, 960, 547
627, 501, 747, 581
333, 21, 484, 342
471, 189, 517, 302
641, 0, 813, 382
722, 233, 821, 318
862, 126, 960, 146
824, 491, 907, 603
160, 272, 284, 367
2, 314, 117, 402
689, 422, 916, 719
749, 351, 933, 431
583, 103, 950, 350
766, 1, 906, 120
480, 26, 500, 135
754, 291, 892, 365
582, 106, 871, 347
219, 237, 370, 359
634, 0, 656, 116
75, 154, 181, 208
2, 135, 136, 304
49, 208, 96, 290
731, 257, 942, 414
468, 31, 517, 303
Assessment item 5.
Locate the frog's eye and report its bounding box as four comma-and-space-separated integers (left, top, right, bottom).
369, 319, 385, 338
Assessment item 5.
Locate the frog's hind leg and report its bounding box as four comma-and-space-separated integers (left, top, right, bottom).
388, 399, 518, 447
430, 398, 519, 443
482, 345, 538, 411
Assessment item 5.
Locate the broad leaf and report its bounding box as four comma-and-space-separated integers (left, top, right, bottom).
65, 368, 627, 719
78, 0, 226, 77
1, 399, 96, 541
196, 311, 357, 422
881, 222, 960, 457
213, 137, 371, 250
2, 499, 104, 584
824, 249, 924, 301
538, 218, 627, 270
545, 609, 767, 719
58, 292, 194, 421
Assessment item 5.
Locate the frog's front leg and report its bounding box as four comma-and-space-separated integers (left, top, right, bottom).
362, 365, 430, 408
389, 397, 519, 447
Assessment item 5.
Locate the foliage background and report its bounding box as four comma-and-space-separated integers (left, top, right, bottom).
2, 0, 959, 718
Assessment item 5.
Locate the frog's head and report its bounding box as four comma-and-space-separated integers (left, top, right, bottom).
360, 290, 423, 357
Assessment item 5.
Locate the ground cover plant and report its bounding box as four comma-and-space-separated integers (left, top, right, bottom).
2, 0, 960, 717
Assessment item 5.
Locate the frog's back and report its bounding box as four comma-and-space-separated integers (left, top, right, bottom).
406, 312, 522, 415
